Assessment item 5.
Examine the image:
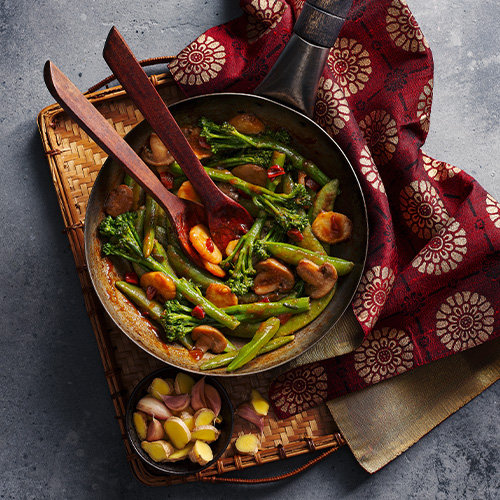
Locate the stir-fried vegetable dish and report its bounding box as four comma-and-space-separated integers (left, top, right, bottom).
100, 113, 354, 372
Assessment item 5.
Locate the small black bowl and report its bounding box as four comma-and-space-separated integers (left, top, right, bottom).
125, 367, 234, 475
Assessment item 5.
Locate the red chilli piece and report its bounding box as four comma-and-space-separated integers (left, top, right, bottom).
125, 272, 139, 285
237, 188, 252, 199
206, 238, 215, 253
267, 164, 285, 179
192, 305, 206, 319
305, 177, 321, 192
260, 297, 270, 303
198, 136, 212, 150
146, 286, 157, 301
287, 228, 304, 242
277, 313, 293, 325
160, 171, 174, 190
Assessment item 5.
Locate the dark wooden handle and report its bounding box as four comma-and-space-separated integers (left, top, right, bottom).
306, 0, 353, 17
43, 60, 186, 219
102, 27, 222, 209
294, 0, 354, 48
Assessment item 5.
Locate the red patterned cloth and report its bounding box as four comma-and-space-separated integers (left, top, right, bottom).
170, 0, 500, 419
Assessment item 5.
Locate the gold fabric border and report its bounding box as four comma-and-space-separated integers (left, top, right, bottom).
326, 337, 500, 472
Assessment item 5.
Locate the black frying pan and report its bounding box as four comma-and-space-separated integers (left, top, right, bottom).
84, 0, 368, 375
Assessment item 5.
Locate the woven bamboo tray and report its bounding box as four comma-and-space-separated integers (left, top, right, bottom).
37, 71, 345, 486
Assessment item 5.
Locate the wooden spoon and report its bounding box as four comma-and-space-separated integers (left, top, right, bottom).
44, 60, 206, 266
102, 26, 254, 252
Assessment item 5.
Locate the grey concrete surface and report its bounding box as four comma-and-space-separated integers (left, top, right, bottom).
1, 1, 499, 498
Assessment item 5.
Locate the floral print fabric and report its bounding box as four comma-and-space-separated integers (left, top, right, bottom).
170, 0, 500, 418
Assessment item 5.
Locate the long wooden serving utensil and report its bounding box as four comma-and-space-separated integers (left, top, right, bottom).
44, 60, 206, 265
102, 26, 254, 252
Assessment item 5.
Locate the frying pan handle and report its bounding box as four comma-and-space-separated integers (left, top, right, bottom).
294, 0, 353, 48
254, 0, 353, 117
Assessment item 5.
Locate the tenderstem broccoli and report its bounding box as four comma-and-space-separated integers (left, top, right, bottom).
169, 163, 311, 232
206, 149, 273, 169
220, 151, 287, 295
198, 117, 330, 186
222, 215, 265, 295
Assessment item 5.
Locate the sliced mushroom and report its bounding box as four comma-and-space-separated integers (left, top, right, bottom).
296, 259, 337, 299
231, 164, 268, 187
141, 133, 175, 168
253, 258, 295, 295
311, 211, 353, 244
103, 184, 133, 217
228, 113, 265, 135
191, 325, 228, 354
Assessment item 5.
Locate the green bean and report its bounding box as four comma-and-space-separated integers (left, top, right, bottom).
222, 322, 260, 339
282, 174, 326, 255
276, 285, 337, 336
264, 241, 354, 276
226, 317, 280, 372
115, 280, 164, 321
173, 176, 188, 190
297, 225, 327, 255
134, 206, 146, 241
115, 280, 194, 350
156, 205, 169, 229
155, 225, 169, 249
224, 297, 310, 321
123, 174, 145, 211
143, 194, 157, 258
199, 335, 295, 370
309, 178, 340, 222
151, 241, 176, 276
166, 244, 223, 290
132, 262, 147, 279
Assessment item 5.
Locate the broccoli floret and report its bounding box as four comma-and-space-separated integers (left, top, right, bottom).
222, 219, 262, 296
100, 212, 144, 262
159, 300, 215, 341
206, 149, 273, 169
251, 183, 311, 232
264, 128, 291, 144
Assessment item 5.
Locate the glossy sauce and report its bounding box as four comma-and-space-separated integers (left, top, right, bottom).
189, 348, 204, 361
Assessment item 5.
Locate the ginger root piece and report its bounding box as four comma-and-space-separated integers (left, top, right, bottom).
133, 411, 148, 441
194, 408, 216, 427
148, 377, 174, 401
178, 180, 202, 204
180, 411, 195, 431
165, 442, 195, 462
191, 425, 220, 444
174, 372, 196, 395
189, 440, 214, 466
164, 416, 192, 450
141, 440, 175, 462
235, 434, 261, 456
250, 389, 270, 416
